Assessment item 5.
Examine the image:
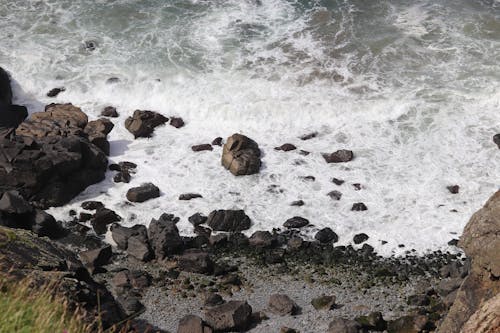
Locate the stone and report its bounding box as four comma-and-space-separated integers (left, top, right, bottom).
101, 106, 119, 117
0, 190, 32, 215
204, 300, 252, 331
299, 132, 318, 140
323, 150, 354, 163
124, 110, 168, 138
355, 312, 386, 331
84, 118, 114, 155
249, 231, 274, 248
447, 185, 460, 194
0, 67, 13, 105
353, 233, 369, 244
81, 201, 104, 211
211, 137, 223, 146
188, 213, 207, 226
311, 295, 336, 310
80, 245, 112, 268
126, 183, 160, 202
291, 200, 305, 206
177, 315, 213, 333
46, 87, 65, 97
460, 294, 500, 333
204, 293, 225, 307
328, 318, 361, 333
34, 103, 88, 128
192, 144, 213, 152
387, 315, 429, 333
275, 143, 297, 151
179, 193, 203, 200
206, 210, 251, 232
111, 224, 148, 250
352, 203, 368, 211
221, 133, 261, 176
91, 208, 121, 235
315, 228, 338, 243
493, 134, 500, 149
79, 213, 92, 222
170, 117, 185, 128
32, 209, 64, 238
148, 213, 183, 259
113, 170, 131, 183
332, 178, 345, 185
178, 250, 214, 274
283, 216, 309, 229
268, 294, 299, 316
287, 236, 303, 250
127, 235, 153, 261
327, 190, 342, 200
116, 293, 144, 316
280, 328, 299, 333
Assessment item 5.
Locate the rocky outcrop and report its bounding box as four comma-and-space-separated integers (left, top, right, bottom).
125, 110, 168, 138
437, 191, 500, 333
0, 67, 13, 105
0, 67, 28, 139
221, 133, 261, 176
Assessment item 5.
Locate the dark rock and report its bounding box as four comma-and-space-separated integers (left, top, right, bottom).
493, 134, 500, 149
268, 294, 299, 316
353, 233, 369, 244
113, 170, 131, 183
170, 117, 185, 128
0, 104, 28, 139
323, 150, 354, 163
211, 137, 223, 146
332, 178, 345, 185
291, 200, 305, 206
0, 67, 13, 105
447, 185, 460, 194
177, 315, 213, 333
126, 183, 160, 202
299, 150, 310, 156
192, 144, 213, 152
283, 216, 309, 229
106, 77, 120, 84
206, 210, 251, 232
315, 228, 338, 243
287, 236, 303, 250
80, 245, 112, 268
116, 293, 144, 316
351, 203, 368, 211
148, 213, 183, 259
407, 294, 430, 306
205, 293, 225, 307
275, 143, 297, 151
280, 328, 299, 333
101, 106, 119, 118
46, 87, 65, 97
221, 133, 261, 176
127, 234, 153, 261
124, 110, 168, 138
69, 209, 77, 216
178, 250, 214, 274
81, 201, 104, 211
32, 209, 64, 238
84, 40, 98, 51
0, 190, 32, 215
179, 193, 203, 200
204, 300, 252, 331
352, 183, 362, 190
387, 315, 429, 333
188, 213, 207, 226
112, 269, 151, 291
91, 208, 121, 235
327, 190, 342, 201
84, 118, 114, 155
248, 231, 274, 248
299, 132, 318, 140
301, 175, 316, 181
119, 161, 137, 171
355, 312, 386, 331
111, 224, 148, 250
79, 212, 93, 222
327, 318, 361, 333
447, 238, 459, 246
311, 295, 336, 310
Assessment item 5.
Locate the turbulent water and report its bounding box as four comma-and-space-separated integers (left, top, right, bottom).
1, 0, 499, 255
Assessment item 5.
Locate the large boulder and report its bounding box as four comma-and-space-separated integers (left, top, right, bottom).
204, 300, 252, 331
84, 118, 114, 155
0, 67, 13, 105
148, 213, 183, 259
110, 224, 153, 261
206, 210, 251, 232
177, 315, 213, 333
221, 133, 261, 176
126, 183, 160, 203
437, 191, 500, 333
0, 68, 28, 139
124, 110, 168, 138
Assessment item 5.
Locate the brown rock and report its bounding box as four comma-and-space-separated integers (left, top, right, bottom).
101, 106, 119, 117
125, 110, 168, 138
204, 300, 252, 331
275, 143, 297, 151
221, 133, 261, 176
268, 294, 299, 315
126, 183, 160, 202
170, 117, 185, 128
323, 150, 354, 163
192, 144, 213, 152
177, 315, 213, 333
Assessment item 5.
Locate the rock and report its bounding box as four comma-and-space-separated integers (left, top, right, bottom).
460, 294, 500, 333
113, 170, 131, 183
32, 103, 88, 128
204, 300, 252, 331
353, 233, 369, 244
80, 245, 112, 269
206, 210, 251, 232
291, 200, 305, 206
323, 150, 354, 163
407, 294, 430, 306
328, 318, 361, 333
280, 328, 299, 333
106, 77, 120, 84
148, 213, 183, 259
311, 295, 336, 310
205, 293, 225, 307
0, 67, 13, 105
178, 250, 214, 274
387, 315, 429, 333
332, 178, 345, 185
493, 134, 500, 149
179, 193, 203, 200
81, 201, 104, 211
211, 137, 223, 146
275, 143, 296, 151
351, 203, 368, 211
91, 208, 121, 235
126, 183, 160, 202
299, 132, 317, 140
32, 209, 64, 238
192, 144, 213, 152
315, 228, 338, 243
249, 231, 274, 248
283, 216, 309, 229
221, 133, 261, 176
79, 212, 93, 222
268, 294, 299, 315
301, 175, 316, 182
355, 312, 386, 331
188, 213, 207, 226
46, 87, 65, 97
124, 110, 168, 138
127, 234, 153, 261
84, 118, 114, 155
112, 269, 151, 291
111, 224, 149, 251
0, 104, 28, 139
101, 106, 119, 117
0, 190, 32, 215
438, 191, 500, 333
447, 238, 459, 246
177, 315, 213, 333
447, 185, 460, 194
287, 236, 303, 250
116, 293, 144, 316
327, 190, 342, 200
170, 117, 185, 128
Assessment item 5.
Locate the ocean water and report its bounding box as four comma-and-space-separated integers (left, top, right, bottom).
1, 0, 499, 256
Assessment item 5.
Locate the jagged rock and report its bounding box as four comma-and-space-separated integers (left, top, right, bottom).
249, 230, 274, 248
170, 117, 185, 128
101, 106, 119, 117
315, 227, 338, 243
112, 269, 151, 291
206, 210, 251, 232
148, 213, 183, 259
116, 293, 144, 316
299, 132, 317, 140
110, 224, 153, 261
327, 190, 342, 201
46, 87, 65, 97
328, 318, 361, 333
323, 149, 354, 163
177, 315, 213, 333
211, 137, 223, 146
283, 216, 309, 229
124, 110, 168, 138
221, 133, 261, 176
192, 144, 213, 152
33, 103, 88, 128
311, 295, 336, 310
460, 294, 500, 333
126, 183, 160, 202
32, 209, 64, 238
188, 213, 207, 226
0, 190, 32, 214
178, 250, 214, 274
353, 233, 369, 244
91, 208, 121, 235
0, 67, 13, 105
84, 118, 114, 155
268, 294, 299, 316
179, 193, 203, 200
79, 245, 112, 269
204, 300, 252, 331
352, 203, 368, 211
81, 201, 104, 211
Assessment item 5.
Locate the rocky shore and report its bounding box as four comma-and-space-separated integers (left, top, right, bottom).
0, 67, 499, 332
